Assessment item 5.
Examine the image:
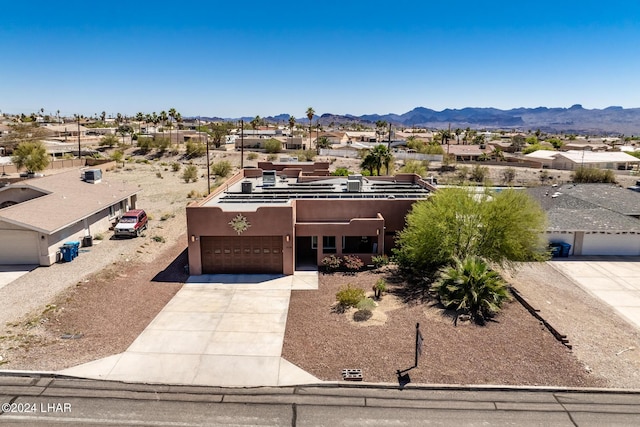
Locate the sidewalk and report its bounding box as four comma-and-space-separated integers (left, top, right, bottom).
59, 272, 320, 387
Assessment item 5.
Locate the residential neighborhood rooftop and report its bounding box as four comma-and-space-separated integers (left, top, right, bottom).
202, 174, 432, 211
0, 169, 140, 234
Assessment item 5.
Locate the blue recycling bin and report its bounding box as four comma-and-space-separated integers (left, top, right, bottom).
63, 241, 80, 260
60, 246, 73, 262
558, 242, 572, 257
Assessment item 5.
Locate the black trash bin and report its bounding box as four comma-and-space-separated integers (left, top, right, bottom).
82, 235, 93, 247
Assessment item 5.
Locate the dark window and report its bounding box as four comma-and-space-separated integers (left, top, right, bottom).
343, 236, 376, 254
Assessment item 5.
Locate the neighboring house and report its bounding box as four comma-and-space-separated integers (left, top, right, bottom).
525, 150, 640, 170
445, 144, 489, 161
0, 169, 139, 265
41, 123, 90, 138
343, 131, 377, 143
186, 168, 434, 275
528, 184, 640, 256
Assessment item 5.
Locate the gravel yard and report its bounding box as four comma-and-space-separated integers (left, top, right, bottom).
1, 150, 638, 389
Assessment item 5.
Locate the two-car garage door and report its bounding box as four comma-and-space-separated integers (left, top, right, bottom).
201, 236, 283, 274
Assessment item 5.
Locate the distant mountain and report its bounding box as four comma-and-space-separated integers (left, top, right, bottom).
199, 105, 640, 135
359, 105, 640, 135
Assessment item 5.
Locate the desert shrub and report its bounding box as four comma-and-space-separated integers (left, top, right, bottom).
399, 160, 427, 176
187, 189, 201, 198
357, 297, 376, 311
267, 154, 277, 161
470, 164, 489, 183
211, 160, 232, 177
331, 167, 350, 176
247, 152, 258, 160
182, 165, 198, 183
297, 149, 316, 161
264, 138, 282, 153
572, 167, 616, 183
321, 255, 341, 272
152, 235, 165, 243
371, 254, 390, 268
373, 278, 388, 293
502, 167, 516, 184
336, 284, 366, 308
155, 137, 171, 152
156, 172, 163, 179
455, 166, 469, 183
185, 140, 206, 158
137, 137, 153, 153
93, 233, 104, 241
343, 255, 364, 272
171, 162, 181, 172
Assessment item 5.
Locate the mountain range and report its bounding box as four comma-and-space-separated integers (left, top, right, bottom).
204, 105, 640, 136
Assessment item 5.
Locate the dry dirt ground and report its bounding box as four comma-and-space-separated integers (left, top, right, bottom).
0, 148, 638, 389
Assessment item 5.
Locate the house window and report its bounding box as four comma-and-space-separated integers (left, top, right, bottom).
323, 236, 336, 254
343, 236, 376, 254
108, 204, 119, 219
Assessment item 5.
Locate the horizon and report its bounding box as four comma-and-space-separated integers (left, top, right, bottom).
1, 1, 639, 118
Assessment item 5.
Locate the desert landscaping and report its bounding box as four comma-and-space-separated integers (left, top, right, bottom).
0, 148, 639, 389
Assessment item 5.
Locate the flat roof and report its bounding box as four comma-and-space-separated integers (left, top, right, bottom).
202, 175, 431, 212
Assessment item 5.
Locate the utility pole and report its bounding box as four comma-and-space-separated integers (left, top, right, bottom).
240, 119, 244, 169
77, 114, 81, 160
203, 116, 210, 194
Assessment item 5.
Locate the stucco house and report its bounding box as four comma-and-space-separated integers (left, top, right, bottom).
525, 150, 640, 170
528, 184, 640, 256
0, 169, 139, 265
186, 167, 434, 275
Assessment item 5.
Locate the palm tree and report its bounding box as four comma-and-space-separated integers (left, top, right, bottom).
369, 144, 392, 176
360, 152, 377, 176
135, 112, 144, 134
288, 115, 295, 136
250, 115, 261, 133
432, 256, 510, 325
168, 108, 177, 145
159, 111, 168, 134
306, 107, 315, 152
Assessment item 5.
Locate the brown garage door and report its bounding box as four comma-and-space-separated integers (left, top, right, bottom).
201, 236, 283, 274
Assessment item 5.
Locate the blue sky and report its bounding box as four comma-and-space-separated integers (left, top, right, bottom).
1, 1, 639, 119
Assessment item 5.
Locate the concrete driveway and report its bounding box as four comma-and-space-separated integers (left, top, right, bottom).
59, 271, 320, 387
549, 257, 640, 330
0, 265, 37, 291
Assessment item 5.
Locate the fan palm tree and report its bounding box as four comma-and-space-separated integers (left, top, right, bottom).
306, 107, 315, 152
432, 256, 510, 324
360, 152, 377, 176
159, 111, 168, 134
135, 112, 144, 134
168, 107, 177, 145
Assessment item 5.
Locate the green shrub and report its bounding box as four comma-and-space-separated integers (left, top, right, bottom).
152, 235, 165, 243
357, 297, 376, 311
182, 165, 198, 183
371, 254, 389, 268
171, 162, 181, 172
185, 140, 206, 158
331, 167, 350, 176
321, 255, 341, 272
572, 167, 616, 183
470, 164, 489, 183
247, 152, 258, 160
211, 160, 232, 177
336, 284, 366, 308
343, 255, 364, 272
267, 154, 277, 161
264, 138, 282, 153
399, 160, 427, 176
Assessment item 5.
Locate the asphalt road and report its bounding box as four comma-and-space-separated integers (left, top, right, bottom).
1, 374, 640, 426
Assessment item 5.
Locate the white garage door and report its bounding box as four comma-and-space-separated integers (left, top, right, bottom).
582, 233, 640, 256
0, 230, 40, 264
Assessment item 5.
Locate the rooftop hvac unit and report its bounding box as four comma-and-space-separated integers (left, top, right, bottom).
347, 179, 361, 192
262, 170, 276, 187
241, 181, 253, 194
83, 169, 102, 184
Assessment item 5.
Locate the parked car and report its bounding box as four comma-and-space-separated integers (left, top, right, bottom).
114, 209, 148, 238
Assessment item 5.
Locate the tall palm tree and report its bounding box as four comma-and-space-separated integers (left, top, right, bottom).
433, 256, 510, 325
370, 144, 392, 176
168, 108, 177, 145
360, 152, 377, 176
306, 107, 315, 152
135, 112, 144, 134
159, 111, 168, 134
